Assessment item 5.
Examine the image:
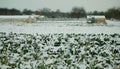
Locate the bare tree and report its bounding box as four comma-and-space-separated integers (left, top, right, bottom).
70, 7, 86, 18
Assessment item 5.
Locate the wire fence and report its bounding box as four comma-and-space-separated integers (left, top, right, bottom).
38, 18, 86, 21
0, 17, 87, 23
37, 18, 86, 23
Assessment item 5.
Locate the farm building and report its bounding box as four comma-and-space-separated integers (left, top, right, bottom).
87, 15, 106, 24
0, 15, 39, 23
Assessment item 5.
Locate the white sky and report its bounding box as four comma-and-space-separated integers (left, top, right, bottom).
0, 0, 120, 12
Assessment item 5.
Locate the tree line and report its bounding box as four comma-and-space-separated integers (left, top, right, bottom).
0, 7, 120, 19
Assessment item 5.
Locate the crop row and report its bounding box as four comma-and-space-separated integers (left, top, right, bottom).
0, 32, 120, 69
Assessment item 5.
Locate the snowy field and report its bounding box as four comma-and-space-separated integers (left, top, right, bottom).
0, 20, 120, 69
0, 33, 120, 69
0, 20, 120, 34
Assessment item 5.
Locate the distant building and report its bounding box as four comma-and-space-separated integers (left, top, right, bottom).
0, 15, 40, 23
87, 15, 106, 24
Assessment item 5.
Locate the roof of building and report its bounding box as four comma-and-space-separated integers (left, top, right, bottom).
87, 15, 106, 18
0, 15, 38, 19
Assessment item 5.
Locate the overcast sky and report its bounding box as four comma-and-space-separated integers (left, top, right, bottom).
0, 0, 120, 12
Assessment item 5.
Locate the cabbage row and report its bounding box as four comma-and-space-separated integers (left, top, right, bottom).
0, 32, 120, 69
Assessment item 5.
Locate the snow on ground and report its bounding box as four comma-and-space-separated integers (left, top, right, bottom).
0, 20, 120, 69
0, 20, 120, 34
